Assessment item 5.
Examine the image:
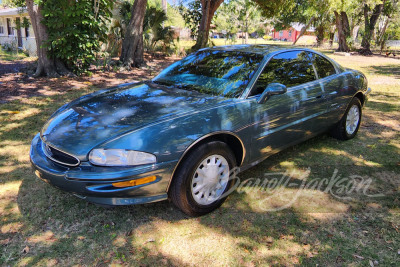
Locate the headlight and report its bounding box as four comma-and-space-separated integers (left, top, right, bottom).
89, 149, 156, 166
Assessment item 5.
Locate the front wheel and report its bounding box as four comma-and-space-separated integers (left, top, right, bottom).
331, 97, 362, 140
169, 141, 236, 216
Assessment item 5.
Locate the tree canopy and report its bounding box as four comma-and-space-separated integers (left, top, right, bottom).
3, 0, 400, 77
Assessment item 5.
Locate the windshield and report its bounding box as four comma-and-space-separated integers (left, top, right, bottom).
153, 50, 264, 98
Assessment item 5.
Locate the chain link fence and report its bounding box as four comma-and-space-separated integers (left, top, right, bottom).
0, 35, 37, 57
387, 40, 400, 50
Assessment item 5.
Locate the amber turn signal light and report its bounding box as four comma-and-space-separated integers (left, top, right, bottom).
112, 176, 156, 188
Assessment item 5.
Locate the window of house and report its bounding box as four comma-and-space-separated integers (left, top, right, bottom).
279, 31, 283, 37
0, 19, 4, 34
289, 30, 292, 37
25, 26, 30, 37
7, 18, 14, 35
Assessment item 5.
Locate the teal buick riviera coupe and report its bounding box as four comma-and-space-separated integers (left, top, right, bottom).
30, 45, 370, 216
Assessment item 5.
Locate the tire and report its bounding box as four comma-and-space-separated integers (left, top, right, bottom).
331, 97, 362, 140
169, 141, 236, 216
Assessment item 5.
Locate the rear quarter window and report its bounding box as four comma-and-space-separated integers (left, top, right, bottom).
313, 54, 337, 79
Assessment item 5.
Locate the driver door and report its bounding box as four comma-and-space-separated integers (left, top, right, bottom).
249, 51, 327, 161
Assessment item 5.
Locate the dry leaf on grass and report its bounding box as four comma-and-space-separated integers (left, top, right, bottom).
22, 245, 29, 253
0, 238, 10, 245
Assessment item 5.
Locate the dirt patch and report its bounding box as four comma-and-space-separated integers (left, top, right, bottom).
0, 55, 180, 103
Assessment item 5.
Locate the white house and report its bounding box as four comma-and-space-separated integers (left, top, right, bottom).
0, 7, 37, 56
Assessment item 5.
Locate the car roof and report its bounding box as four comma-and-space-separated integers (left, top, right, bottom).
203, 44, 298, 56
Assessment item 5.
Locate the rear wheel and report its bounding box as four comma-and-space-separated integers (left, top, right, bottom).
169, 141, 236, 216
331, 97, 362, 140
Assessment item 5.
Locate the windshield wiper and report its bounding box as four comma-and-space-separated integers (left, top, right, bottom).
152, 80, 205, 94
174, 84, 197, 91
150, 80, 172, 87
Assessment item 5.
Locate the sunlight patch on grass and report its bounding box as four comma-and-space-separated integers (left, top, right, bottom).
0, 144, 30, 164
16, 257, 33, 267
0, 181, 21, 198
0, 122, 24, 132
0, 165, 19, 175
26, 231, 58, 245
0, 220, 23, 234
0, 49, 28, 61
131, 219, 237, 265
310, 147, 382, 167
17, 257, 59, 267
127, 217, 315, 266
279, 161, 296, 169
112, 235, 128, 248
375, 119, 400, 131
0, 108, 41, 121
0, 182, 22, 231
0, 140, 27, 146
0, 193, 22, 232
11, 108, 41, 121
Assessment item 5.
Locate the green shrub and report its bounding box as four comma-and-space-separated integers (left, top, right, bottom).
1, 42, 16, 52
41, 0, 113, 75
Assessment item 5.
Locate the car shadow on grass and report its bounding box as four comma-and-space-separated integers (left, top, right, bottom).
366, 98, 399, 113
366, 65, 400, 79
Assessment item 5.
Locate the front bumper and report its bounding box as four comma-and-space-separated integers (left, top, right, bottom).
30, 133, 177, 205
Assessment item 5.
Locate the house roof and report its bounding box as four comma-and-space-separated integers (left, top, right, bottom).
0, 7, 28, 16
272, 23, 316, 32
291, 23, 315, 32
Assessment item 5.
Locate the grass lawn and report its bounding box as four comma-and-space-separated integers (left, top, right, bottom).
0, 49, 28, 62
0, 46, 399, 266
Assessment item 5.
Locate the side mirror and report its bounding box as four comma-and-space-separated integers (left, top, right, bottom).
257, 83, 287, 104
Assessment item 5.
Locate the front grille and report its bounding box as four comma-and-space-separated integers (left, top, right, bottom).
43, 144, 80, 167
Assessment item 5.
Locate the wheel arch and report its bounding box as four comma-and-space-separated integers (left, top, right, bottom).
354, 92, 365, 106
166, 131, 245, 192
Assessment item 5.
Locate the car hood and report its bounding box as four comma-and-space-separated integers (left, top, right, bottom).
41, 82, 231, 159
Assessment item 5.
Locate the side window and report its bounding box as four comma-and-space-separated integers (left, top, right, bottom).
251, 51, 316, 96
313, 54, 337, 79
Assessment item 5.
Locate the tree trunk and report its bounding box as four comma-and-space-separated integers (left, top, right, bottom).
316, 24, 325, 46
352, 25, 360, 42
26, 0, 66, 77
334, 11, 350, 52
192, 0, 224, 50
360, 3, 385, 55
378, 17, 391, 53
245, 17, 249, 45
120, 0, 147, 67
293, 16, 315, 45
329, 25, 336, 47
